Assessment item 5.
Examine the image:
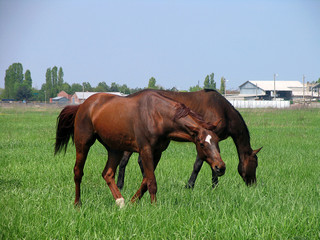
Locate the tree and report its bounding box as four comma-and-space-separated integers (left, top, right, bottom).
4, 63, 24, 99
110, 82, 119, 92
220, 77, 226, 94
189, 82, 202, 92
58, 67, 64, 91
24, 70, 32, 88
204, 75, 210, 89
119, 84, 130, 94
45, 68, 52, 100
94, 81, 110, 92
82, 82, 93, 92
61, 83, 71, 94
71, 83, 83, 94
51, 66, 58, 96
16, 83, 33, 101
317, 78, 320, 84
204, 73, 216, 90
148, 77, 158, 89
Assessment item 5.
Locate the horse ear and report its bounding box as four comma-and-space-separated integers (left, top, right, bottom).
207, 118, 222, 131
252, 147, 263, 155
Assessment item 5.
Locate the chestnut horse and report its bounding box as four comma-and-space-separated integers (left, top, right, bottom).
117, 89, 262, 189
55, 91, 225, 207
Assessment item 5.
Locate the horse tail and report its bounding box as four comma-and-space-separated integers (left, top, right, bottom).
54, 105, 80, 155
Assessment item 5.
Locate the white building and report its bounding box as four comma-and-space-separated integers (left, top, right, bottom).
71, 92, 127, 104
239, 80, 319, 100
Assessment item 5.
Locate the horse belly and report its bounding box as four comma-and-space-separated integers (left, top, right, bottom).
93, 113, 139, 152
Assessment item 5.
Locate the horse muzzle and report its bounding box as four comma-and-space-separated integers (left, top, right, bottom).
214, 165, 226, 176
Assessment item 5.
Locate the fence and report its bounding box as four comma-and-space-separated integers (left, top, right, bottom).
227, 100, 291, 109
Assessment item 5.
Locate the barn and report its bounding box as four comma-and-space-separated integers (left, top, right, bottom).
71, 92, 127, 104
51, 96, 69, 104
238, 80, 316, 100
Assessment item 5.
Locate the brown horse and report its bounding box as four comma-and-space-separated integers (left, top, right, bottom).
117, 89, 262, 189
55, 90, 225, 207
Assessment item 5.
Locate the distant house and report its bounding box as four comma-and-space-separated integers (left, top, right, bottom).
71, 92, 127, 104
51, 96, 69, 104
57, 91, 72, 100
239, 81, 319, 100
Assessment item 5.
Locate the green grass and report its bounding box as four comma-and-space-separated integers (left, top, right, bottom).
1, 106, 319, 239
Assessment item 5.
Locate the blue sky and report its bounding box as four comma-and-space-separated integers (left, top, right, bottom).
0, 0, 319, 90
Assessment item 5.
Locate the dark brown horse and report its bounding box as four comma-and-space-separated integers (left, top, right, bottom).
117, 89, 262, 189
55, 90, 225, 207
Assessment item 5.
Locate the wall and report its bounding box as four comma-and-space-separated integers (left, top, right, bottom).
228, 100, 290, 108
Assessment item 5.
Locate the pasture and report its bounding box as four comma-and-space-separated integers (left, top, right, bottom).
0, 106, 319, 239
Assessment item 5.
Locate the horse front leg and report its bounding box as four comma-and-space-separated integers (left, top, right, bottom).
186, 154, 203, 189
116, 151, 133, 190
211, 168, 219, 188
102, 151, 125, 208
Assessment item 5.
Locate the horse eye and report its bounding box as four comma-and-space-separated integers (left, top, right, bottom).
200, 143, 205, 148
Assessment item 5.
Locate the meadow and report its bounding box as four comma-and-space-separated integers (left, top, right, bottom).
0, 105, 319, 239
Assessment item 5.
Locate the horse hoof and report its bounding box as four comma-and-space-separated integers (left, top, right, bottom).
115, 198, 125, 208
74, 201, 82, 209
185, 183, 194, 189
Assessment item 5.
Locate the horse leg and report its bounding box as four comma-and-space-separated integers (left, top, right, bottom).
74, 143, 94, 206
131, 148, 160, 203
211, 168, 219, 188
137, 155, 145, 178
116, 151, 133, 190
102, 150, 125, 208
186, 155, 204, 189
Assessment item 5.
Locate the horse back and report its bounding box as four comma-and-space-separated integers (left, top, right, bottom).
153, 90, 231, 140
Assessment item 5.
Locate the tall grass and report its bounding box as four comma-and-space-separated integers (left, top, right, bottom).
0, 106, 319, 239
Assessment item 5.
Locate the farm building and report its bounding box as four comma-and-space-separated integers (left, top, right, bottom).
239, 80, 320, 100
71, 92, 127, 104
51, 96, 69, 104
57, 91, 72, 102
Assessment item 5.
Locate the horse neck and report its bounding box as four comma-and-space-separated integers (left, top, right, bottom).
168, 115, 198, 143
229, 113, 253, 161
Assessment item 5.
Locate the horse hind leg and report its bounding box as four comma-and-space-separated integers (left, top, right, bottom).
73, 132, 96, 206
102, 151, 125, 208
116, 151, 133, 190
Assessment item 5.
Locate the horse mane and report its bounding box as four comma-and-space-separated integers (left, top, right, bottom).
174, 103, 215, 130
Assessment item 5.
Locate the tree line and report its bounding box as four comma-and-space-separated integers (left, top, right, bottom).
1, 62, 230, 101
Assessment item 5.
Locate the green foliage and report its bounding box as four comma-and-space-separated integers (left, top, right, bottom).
58, 67, 64, 89
110, 82, 119, 92
15, 83, 33, 101
0, 108, 319, 239
148, 77, 159, 89
45, 68, 52, 100
82, 82, 93, 92
204, 73, 216, 90
24, 70, 32, 88
71, 83, 83, 93
220, 76, 226, 94
4, 63, 24, 99
94, 81, 109, 92
189, 84, 202, 92
61, 82, 71, 93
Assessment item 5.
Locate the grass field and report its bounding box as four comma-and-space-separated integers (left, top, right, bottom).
0, 106, 319, 239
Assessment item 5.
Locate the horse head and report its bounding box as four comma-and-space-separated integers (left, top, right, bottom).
187, 119, 226, 177
238, 147, 262, 185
